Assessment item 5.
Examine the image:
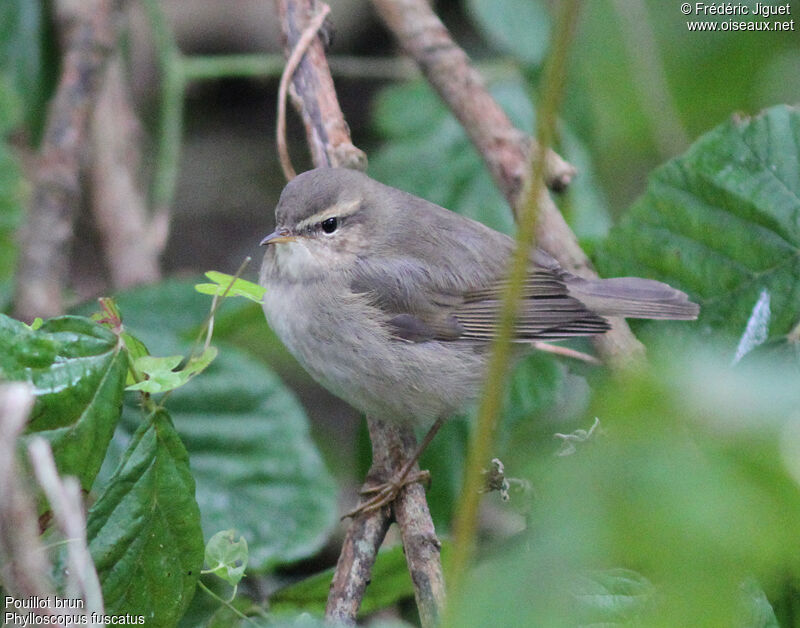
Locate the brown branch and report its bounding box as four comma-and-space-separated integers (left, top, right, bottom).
277, 4, 332, 180
371, 0, 645, 367
274, 0, 444, 624
275, 0, 367, 173
13, 0, 122, 321
391, 423, 446, 628
90, 55, 165, 288
329, 420, 445, 628
326, 417, 395, 625
325, 506, 391, 625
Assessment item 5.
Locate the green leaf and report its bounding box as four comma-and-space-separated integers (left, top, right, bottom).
0, 314, 127, 490
159, 345, 337, 570
270, 544, 416, 617
572, 568, 656, 624
127, 346, 218, 393
738, 578, 780, 628
597, 105, 800, 340
195, 271, 266, 304
87, 409, 204, 628
465, 0, 551, 67
85, 279, 337, 570
204, 530, 248, 587
120, 332, 149, 386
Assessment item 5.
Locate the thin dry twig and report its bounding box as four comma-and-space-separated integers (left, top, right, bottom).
0, 385, 59, 620
276, 3, 332, 180
14, 0, 122, 321
28, 438, 104, 619
275, 0, 367, 173
370, 0, 645, 367
531, 341, 601, 365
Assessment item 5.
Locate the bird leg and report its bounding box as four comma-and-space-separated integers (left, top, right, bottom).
344, 417, 445, 519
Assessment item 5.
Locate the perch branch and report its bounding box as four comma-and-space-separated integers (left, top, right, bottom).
390, 422, 446, 628
274, 0, 444, 625
326, 504, 391, 625
14, 0, 122, 321
371, 0, 645, 367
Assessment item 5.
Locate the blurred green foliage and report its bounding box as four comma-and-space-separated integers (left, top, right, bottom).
0, 79, 24, 296
465, 0, 551, 67
2, 0, 799, 626
567, 1, 800, 210
369, 78, 611, 251
448, 346, 799, 627
0, 0, 53, 138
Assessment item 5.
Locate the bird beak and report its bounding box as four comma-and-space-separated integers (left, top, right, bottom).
260, 228, 297, 246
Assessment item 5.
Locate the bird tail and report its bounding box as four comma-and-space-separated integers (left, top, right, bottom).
566, 276, 699, 320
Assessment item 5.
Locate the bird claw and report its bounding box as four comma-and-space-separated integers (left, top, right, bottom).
343, 470, 431, 519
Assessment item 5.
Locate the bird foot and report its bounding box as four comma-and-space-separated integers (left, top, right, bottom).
343, 469, 431, 519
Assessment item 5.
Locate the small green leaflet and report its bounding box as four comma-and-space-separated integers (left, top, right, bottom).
204, 530, 249, 587
126, 346, 218, 393
195, 271, 266, 304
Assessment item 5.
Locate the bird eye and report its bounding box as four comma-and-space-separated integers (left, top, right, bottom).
321, 217, 338, 234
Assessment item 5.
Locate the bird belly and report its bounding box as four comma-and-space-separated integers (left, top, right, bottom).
261, 279, 485, 424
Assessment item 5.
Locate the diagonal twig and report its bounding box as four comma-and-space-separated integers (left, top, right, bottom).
370, 0, 645, 368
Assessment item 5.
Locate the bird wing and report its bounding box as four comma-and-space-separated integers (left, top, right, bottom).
349, 259, 608, 342
348, 195, 609, 342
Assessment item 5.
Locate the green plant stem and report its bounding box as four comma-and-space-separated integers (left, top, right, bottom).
182, 54, 287, 80
141, 0, 185, 213
443, 1, 582, 624
198, 580, 257, 626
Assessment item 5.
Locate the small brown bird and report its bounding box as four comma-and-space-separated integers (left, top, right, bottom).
260, 168, 698, 513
